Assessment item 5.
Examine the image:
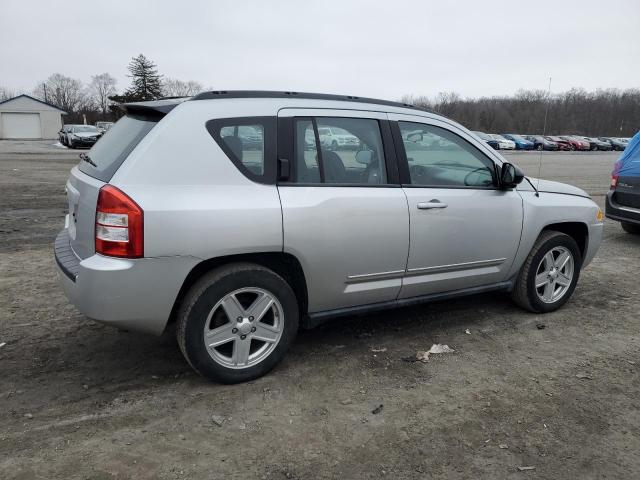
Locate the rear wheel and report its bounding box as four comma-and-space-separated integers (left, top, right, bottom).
536, 144, 543, 151
511, 231, 582, 313
176, 263, 299, 383
621, 222, 640, 234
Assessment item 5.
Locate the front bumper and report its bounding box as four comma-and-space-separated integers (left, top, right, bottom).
583, 221, 603, 268
606, 191, 640, 225
54, 229, 200, 335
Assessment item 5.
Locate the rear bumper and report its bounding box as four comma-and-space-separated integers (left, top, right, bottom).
606, 191, 640, 225
54, 229, 200, 335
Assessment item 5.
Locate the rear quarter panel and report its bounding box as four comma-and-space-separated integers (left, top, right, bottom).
110, 100, 283, 259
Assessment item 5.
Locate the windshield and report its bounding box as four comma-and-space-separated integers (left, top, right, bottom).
508, 134, 525, 141
77, 115, 158, 182
73, 126, 98, 133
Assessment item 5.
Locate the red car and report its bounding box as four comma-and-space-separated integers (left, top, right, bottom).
559, 135, 590, 151
545, 136, 572, 151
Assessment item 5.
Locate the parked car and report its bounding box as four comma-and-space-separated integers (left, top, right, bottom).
318, 126, 360, 149
501, 134, 534, 150
524, 135, 559, 151
472, 131, 500, 149
489, 134, 516, 150
66, 125, 101, 149
545, 136, 572, 151
606, 132, 640, 233
579, 136, 612, 151
58, 125, 73, 145
54, 91, 603, 383
95, 121, 114, 134
599, 137, 627, 151
559, 136, 590, 151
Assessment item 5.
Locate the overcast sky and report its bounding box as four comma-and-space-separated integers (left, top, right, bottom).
1, 0, 639, 101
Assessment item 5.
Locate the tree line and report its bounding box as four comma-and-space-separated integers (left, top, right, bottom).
0, 54, 205, 124
1, 54, 638, 136
402, 88, 640, 137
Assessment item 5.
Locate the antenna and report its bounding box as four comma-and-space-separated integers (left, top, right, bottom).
536, 77, 552, 197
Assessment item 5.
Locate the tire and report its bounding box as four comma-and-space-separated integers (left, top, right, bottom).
68, 140, 75, 149
511, 231, 582, 313
536, 144, 543, 151
570, 144, 576, 151
176, 263, 299, 383
621, 222, 640, 234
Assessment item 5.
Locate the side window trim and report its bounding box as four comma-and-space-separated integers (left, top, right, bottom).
205, 116, 277, 185
391, 120, 499, 189
278, 116, 400, 187
311, 118, 326, 184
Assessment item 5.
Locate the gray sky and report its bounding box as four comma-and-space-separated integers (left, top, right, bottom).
1, 0, 639, 100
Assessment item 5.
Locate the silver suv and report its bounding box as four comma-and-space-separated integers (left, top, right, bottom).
55, 91, 603, 383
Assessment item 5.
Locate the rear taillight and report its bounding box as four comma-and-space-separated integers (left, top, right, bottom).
95, 185, 143, 258
610, 175, 619, 190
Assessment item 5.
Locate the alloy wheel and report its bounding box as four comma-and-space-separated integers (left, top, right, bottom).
534, 246, 574, 303
203, 287, 284, 369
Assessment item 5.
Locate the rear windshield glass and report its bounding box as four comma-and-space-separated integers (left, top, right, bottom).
77, 115, 157, 182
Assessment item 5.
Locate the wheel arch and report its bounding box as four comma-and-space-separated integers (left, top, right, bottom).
540, 221, 588, 260
167, 252, 309, 330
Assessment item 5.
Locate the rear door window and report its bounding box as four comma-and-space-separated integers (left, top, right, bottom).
291, 117, 388, 185
77, 115, 157, 182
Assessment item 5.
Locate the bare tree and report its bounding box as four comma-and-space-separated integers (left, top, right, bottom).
404, 88, 640, 136
33, 73, 87, 112
89, 73, 117, 115
162, 78, 204, 97
0, 86, 16, 101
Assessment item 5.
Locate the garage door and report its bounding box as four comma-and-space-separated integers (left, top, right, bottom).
2, 113, 42, 139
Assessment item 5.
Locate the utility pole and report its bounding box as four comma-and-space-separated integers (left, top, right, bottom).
43, 83, 48, 103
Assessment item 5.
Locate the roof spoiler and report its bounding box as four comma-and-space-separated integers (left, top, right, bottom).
119, 98, 187, 117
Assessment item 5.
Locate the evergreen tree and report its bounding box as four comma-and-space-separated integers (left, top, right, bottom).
125, 54, 163, 101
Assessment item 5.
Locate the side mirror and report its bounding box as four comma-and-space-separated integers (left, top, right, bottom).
355, 149, 374, 165
500, 162, 524, 189
407, 132, 423, 142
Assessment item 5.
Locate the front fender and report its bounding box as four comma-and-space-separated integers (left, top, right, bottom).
508, 191, 603, 278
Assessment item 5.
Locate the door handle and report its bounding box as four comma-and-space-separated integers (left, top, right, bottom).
417, 200, 448, 210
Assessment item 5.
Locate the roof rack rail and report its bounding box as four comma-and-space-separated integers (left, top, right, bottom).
190, 90, 431, 113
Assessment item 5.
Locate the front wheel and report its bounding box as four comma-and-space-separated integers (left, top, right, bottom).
511, 231, 582, 313
621, 222, 640, 234
176, 263, 299, 383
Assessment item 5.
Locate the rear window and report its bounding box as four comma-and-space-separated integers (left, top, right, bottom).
77, 115, 157, 182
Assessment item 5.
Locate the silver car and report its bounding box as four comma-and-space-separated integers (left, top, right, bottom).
55, 91, 603, 383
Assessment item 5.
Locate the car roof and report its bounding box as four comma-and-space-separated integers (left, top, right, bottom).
123, 90, 436, 116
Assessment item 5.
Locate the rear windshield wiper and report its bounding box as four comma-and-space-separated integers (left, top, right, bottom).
79, 152, 97, 167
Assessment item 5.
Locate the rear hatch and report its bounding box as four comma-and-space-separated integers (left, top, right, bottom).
66, 100, 180, 259
614, 176, 640, 209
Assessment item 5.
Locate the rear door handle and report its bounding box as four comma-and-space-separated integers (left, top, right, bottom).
417, 200, 448, 210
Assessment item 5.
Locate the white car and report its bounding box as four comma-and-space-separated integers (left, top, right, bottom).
318, 126, 360, 149
490, 134, 516, 150
95, 122, 114, 134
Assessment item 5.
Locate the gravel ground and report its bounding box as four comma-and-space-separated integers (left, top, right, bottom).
1, 141, 638, 479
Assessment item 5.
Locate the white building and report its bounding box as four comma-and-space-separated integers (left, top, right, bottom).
0, 94, 66, 139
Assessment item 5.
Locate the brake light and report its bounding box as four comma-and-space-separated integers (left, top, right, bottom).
610, 175, 619, 190
95, 185, 143, 258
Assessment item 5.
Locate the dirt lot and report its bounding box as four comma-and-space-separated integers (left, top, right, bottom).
1, 141, 638, 479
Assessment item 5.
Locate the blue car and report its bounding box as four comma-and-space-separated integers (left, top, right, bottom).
502, 134, 534, 150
